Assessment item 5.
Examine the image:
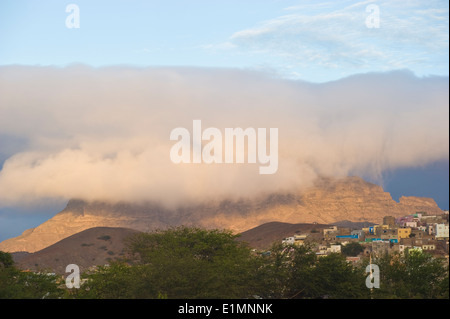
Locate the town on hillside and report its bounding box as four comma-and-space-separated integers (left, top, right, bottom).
279, 211, 450, 264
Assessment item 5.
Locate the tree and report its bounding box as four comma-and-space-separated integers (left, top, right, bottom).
75, 261, 142, 299
373, 249, 449, 299
341, 242, 364, 257
78, 227, 265, 299
0, 251, 14, 268
0, 251, 64, 299
261, 242, 317, 298
308, 253, 369, 299
262, 243, 368, 299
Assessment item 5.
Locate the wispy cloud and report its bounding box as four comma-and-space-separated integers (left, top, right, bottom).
204, 0, 448, 80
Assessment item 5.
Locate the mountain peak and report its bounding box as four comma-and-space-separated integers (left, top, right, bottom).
0, 176, 443, 253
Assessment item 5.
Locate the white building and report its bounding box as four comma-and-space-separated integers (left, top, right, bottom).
327, 245, 341, 254
317, 245, 328, 254
282, 237, 295, 245
323, 226, 338, 236
435, 224, 449, 239
406, 221, 417, 228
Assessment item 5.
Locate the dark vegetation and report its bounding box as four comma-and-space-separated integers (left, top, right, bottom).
0, 227, 448, 299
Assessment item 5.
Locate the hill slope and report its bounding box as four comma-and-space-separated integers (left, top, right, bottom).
15, 227, 139, 274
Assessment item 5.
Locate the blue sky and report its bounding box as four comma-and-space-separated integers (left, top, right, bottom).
0, 0, 448, 82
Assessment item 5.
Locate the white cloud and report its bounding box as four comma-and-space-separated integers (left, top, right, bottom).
0, 66, 448, 209
206, 0, 448, 80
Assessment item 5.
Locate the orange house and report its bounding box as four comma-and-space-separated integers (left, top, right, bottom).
397, 227, 411, 239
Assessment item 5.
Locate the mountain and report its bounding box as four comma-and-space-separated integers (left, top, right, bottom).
0, 176, 443, 253
14, 227, 139, 274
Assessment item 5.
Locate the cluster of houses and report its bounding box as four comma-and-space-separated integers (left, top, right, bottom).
281, 211, 449, 263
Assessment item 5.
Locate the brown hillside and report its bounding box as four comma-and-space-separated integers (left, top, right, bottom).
16, 227, 140, 274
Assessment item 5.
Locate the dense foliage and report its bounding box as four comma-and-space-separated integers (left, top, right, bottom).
0, 227, 448, 299
0, 251, 65, 298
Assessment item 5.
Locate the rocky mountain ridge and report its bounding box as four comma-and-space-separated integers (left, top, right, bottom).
0, 176, 443, 253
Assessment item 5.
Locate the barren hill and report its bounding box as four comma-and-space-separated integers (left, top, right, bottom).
0, 176, 443, 253
15, 227, 139, 274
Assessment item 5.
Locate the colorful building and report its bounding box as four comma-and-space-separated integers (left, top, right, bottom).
397, 227, 411, 239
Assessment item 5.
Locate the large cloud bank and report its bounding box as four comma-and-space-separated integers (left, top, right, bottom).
0, 66, 448, 207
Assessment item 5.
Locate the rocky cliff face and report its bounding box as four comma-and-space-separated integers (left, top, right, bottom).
0, 176, 443, 253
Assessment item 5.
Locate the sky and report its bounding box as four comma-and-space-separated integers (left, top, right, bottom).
0, 0, 448, 81
0, 0, 448, 242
